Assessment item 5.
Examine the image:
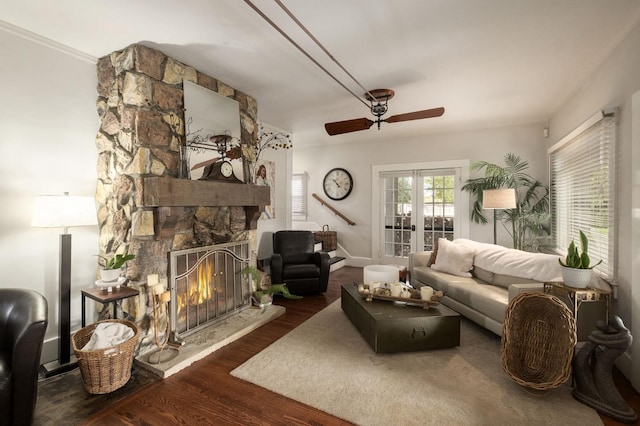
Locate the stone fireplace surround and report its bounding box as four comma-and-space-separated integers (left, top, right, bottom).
95, 43, 269, 357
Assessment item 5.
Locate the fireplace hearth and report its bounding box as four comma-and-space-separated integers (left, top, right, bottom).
135, 303, 285, 378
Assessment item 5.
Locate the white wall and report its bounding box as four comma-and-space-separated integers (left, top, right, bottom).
256, 124, 292, 261
293, 122, 548, 263
548, 19, 640, 389
0, 23, 99, 362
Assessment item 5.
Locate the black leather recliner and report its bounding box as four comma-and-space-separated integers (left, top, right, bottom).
270, 230, 330, 294
0, 289, 48, 426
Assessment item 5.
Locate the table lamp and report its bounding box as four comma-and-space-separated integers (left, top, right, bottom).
482, 188, 517, 245
31, 192, 98, 377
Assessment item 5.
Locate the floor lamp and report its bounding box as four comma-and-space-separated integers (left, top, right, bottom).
32, 192, 97, 377
482, 188, 517, 245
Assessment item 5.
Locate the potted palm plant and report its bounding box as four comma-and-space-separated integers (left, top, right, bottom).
97, 249, 135, 282
462, 153, 550, 251
559, 230, 602, 288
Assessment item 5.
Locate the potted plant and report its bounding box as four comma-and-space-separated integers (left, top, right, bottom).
242, 266, 301, 309
461, 153, 551, 251
97, 250, 135, 282
558, 231, 602, 288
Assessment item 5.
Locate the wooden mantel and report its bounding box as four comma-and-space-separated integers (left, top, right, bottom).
143, 177, 270, 231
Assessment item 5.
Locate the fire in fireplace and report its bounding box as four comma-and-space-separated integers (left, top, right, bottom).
169, 240, 252, 342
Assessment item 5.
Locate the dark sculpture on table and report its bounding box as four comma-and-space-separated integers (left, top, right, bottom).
573, 315, 637, 423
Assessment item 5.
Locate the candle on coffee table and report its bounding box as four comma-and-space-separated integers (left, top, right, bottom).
420, 286, 434, 301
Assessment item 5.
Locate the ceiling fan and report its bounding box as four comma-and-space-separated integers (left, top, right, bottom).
324, 89, 445, 136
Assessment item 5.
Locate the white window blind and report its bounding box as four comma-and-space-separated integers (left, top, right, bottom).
292, 173, 307, 220
549, 111, 616, 279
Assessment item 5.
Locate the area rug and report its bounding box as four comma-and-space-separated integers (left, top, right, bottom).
231, 300, 601, 426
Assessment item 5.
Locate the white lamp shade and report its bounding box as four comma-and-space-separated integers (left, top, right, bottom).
482, 188, 517, 209
31, 194, 98, 228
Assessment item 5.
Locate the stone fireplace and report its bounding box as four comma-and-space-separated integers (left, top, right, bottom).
94, 43, 268, 355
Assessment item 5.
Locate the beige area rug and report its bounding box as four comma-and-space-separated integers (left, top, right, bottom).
231, 300, 602, 426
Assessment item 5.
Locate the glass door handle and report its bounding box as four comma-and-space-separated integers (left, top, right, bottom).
411, 225, 416, 231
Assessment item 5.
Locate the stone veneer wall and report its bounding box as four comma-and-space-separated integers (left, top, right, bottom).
95, 43, 258, 349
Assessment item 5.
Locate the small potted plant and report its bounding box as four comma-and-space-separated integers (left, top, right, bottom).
98, 249, 135, 283
558, 230, 602, 288
242, 266, 301, 309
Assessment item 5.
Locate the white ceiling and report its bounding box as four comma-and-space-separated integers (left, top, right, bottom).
2, 0, 640, 145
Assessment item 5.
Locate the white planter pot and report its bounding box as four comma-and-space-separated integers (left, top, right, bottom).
100, 267, 123, 283
560, 266, 593, 289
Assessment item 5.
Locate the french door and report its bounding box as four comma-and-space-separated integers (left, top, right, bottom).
378, 167, 462, 265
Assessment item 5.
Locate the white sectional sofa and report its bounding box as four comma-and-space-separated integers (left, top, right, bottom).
408, 238, 610, 336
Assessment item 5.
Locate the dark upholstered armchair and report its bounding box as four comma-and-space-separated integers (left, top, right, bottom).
270, 230, 330, 294
0, 289, 48, 426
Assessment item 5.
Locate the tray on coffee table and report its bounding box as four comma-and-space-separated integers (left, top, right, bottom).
357, 288, 441, 309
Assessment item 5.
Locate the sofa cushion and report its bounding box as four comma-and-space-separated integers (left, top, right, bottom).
471, 266, 494, 284
412, 266, 479, 294
431, 238, 475, 278
491, 273, 540, 289
445, 281, 508, 324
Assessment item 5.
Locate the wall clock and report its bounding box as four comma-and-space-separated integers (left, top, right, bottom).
323, 168, 353, 200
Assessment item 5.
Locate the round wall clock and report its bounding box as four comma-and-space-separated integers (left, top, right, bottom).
323, 168, 353, 200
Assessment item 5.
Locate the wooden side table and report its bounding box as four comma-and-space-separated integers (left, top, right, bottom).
81, 286, 139, 327
543, 281, 611, 339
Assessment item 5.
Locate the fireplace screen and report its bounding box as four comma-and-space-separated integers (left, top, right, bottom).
169, 240, 251, 340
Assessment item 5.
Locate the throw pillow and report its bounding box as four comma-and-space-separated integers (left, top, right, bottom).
431, 238, 475, 278
428, 239, 439, 266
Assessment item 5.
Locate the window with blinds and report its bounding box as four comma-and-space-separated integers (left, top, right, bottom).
292, 173, 307, 220
549, 111, 616, 279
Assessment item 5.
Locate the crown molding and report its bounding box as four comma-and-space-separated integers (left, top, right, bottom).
0, 19, 97, 64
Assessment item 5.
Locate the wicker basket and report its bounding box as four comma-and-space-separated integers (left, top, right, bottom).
72, 319, 139, 394
314, 224, 337, 250
501, 292, 576, 391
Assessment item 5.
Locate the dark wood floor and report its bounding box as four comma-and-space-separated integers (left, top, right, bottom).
84, 266, 639, 426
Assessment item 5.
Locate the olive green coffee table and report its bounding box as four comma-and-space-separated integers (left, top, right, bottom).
341, 283, 460, 353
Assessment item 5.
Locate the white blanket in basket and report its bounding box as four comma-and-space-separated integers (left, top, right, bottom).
82, 322, 134, 352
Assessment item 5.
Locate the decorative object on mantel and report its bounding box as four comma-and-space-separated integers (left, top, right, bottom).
243, 122, 292, 185
31, 192, 98, 377
559, 230, 602, 288
183, 80, 243, 181
573, 316, 637, 423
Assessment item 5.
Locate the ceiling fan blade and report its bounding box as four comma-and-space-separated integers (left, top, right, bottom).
325, 118, 375, 135
384, 107, 445, 124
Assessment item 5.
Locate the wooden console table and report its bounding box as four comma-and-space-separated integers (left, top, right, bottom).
81, 286, 139, 327
543, 281, 611, 339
